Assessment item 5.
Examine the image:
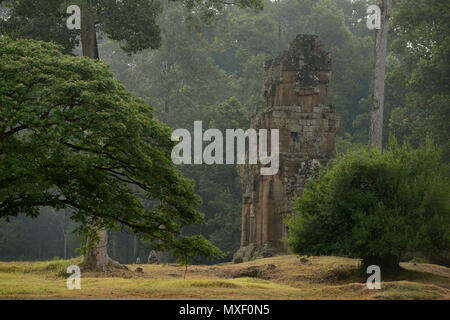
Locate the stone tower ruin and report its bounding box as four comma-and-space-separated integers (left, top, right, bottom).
234, 34, 339, 262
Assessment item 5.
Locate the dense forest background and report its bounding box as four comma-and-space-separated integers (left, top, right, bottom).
0, 0, 447, 263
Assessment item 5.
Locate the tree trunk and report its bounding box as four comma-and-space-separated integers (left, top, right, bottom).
79, 6, 123, 271
133, 234, 140, 263
80, 9, 98, 60
369, 0, 392, 148
277, 0, 282, 54
81, 229, 109, 271
60, 208, 70, 260
112, 234, 119, 262
63, 234, 67, 260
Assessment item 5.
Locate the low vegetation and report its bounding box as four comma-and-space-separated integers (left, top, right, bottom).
286, 139, 450, 271
0, 255, 448, 299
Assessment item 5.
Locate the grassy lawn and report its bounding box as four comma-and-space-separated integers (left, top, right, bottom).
0, 255, 448, 299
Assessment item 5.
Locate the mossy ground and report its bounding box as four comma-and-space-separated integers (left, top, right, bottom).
0, 255, 448, 299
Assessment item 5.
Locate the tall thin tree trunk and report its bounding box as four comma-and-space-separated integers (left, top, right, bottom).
369, 0, 392, 148
63, 209, 68, 260
63, 234, 67, 260
80, 9, 98, 60
126, 233, 131, 263
112, 234, 118, 262
79, 6, 123, 271
277, 0, 281, 54
60, 208, 70, 260
133, 234, 140, 263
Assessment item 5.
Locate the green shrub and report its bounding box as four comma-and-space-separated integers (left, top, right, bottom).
409, 257, 429, 264
285, 138, 450, 272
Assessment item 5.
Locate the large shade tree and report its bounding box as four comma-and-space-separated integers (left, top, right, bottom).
0, 37, 222, 270
0, 0, 261, 268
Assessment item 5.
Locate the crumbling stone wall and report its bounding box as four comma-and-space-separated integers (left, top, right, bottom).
234, 35, 339, 262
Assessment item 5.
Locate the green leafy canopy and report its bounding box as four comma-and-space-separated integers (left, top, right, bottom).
0, 37, 222, 262
285, 137, 450, 270
0, 0, 263, 54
